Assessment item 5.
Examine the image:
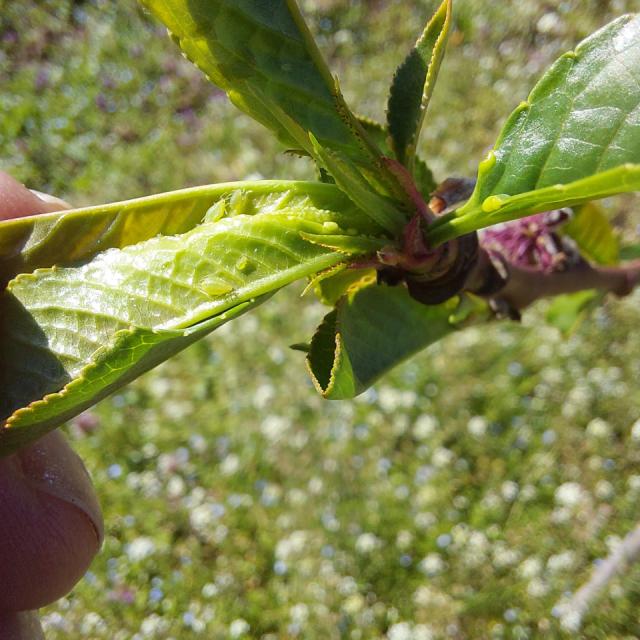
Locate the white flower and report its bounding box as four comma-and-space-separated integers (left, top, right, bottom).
518, 557, 542, 579
595, 479, 614, 500
586, 418, 611, 439
559, 610, 582, 633
290, 603, 309, 623
396, 530, 413, 550
261, 415, 291, 441
537, 12, 562, 35
414, 624, 435, 640
379, 388, 417, 412
356, 533, 382, 554
80, 612, 105, 635
631, 419, 640, 441
166, 476, 186, 499
201, 583, 218, 598
527, 578, 548, 598
432, 447, 454, 468
190, 504, 218, 533
413, 415, 439, 440
493, 545, 520, 569
555, 482, 584, 508
467, 416, 488, 437
140, 614, 169, 636
501, 481, 519, 502
220, 453, 240, 475
387, 622, 413, 640
229, 618, 250, 637
253, 383, 275, 409
547, 551, 575, 573
413, 586, 452, 608
414, 512, 437, 529
275, 531, 308, 561
125, 537, 156, 562
419, 553, 445, 576
628, 475, 640, 491
342, 594, 364, 615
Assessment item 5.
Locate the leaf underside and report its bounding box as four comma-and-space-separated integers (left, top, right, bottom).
0, 180, 366, 283
562, 202, 619, 265
0, 183, 382, 457
306, 283, 488, 400
545, 290, 600, 335
438, 14, 640, 241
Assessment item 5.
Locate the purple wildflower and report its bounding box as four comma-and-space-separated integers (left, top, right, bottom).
480, 209, 573, 272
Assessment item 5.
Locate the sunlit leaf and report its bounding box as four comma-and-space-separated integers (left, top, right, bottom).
0, 187, 382, 456
0, 180, 369, 283
433, 14, 640, 243
141, 0, 380, 167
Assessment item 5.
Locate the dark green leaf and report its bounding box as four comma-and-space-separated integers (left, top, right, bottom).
141, 0, 381, 167
435, 14, 640, 242
306, 284, 488, 399
387, 0, 452, 168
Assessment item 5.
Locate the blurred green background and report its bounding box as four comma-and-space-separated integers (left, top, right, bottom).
3, 0, 640, 637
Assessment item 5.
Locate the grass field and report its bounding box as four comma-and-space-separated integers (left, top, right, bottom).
3, 1, 640, 637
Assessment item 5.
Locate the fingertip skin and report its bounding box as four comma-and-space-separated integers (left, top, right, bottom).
0, 172, 65, 220
0, 432, 103, 612
0, 611, 45, 640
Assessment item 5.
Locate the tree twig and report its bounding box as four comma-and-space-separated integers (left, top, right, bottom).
554, 523, 640, 631
465, 249, 640, 312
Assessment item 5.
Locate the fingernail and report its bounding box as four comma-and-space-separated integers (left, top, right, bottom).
28, 189, 72, 211
17, 432, 104, 545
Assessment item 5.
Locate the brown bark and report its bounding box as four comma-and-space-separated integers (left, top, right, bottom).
465, 249, 640, 312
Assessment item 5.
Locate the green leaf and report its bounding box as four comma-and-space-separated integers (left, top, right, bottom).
309, 135, 407, 234
313, 267, 376, 306
562, 202, 619, 265
0, 297, 262, 457
0, 180, 372, 283
387, 0, 452, 169
430, 164, 640, 244
620, 243, 640, 260
0, 191, 381, 457
434, 14, 640, 243
306, 284, 489, 399
356, 116, 437, 197
545, 290, 599, 335
140, 0, 377, 166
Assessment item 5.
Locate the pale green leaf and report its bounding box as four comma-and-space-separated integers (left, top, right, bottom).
357, 116, 437, 197
0, 180, 373, 283
545, 290, 599, 335
309, 134, 407, 234
429, 164, 640, 243
0, 298, 262, 456
562, 202, 619, 265
313, 267, 376, 306
0, 191, 381, 457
